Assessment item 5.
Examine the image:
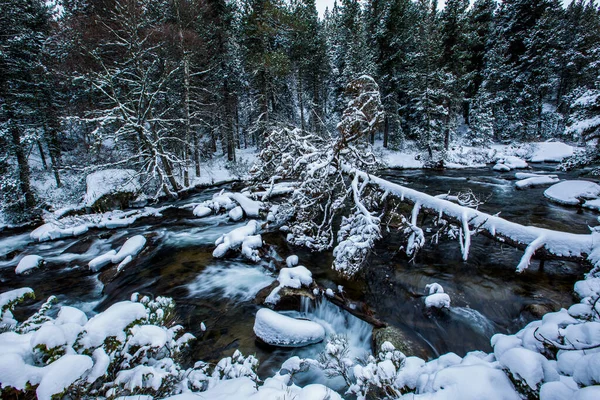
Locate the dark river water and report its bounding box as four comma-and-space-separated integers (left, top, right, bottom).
0, 165, 598, 384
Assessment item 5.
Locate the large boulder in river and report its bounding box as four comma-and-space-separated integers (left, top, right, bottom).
373, 325, 431, 359
84, 169, 141, 211
253, 308, 325, 347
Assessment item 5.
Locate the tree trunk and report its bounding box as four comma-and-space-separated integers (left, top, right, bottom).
37, 140, 48, 170
9, 113, 36, 210
383, 114, 389, 148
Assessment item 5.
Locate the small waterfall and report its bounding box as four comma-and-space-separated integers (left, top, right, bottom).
295, 297, 372, 359
450, 306, 496, 337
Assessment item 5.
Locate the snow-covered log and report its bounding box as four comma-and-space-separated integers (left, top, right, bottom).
345, 167, 599, 272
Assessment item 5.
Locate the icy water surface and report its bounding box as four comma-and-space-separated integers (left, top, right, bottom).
0, 166, 597, 380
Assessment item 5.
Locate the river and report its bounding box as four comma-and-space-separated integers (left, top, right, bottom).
0, 165, 597, 384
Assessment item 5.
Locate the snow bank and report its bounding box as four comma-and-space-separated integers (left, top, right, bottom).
253, 308, 325, 347
544, 180, 600, 206
83, 169, 140, 208
15, 255, 43, 275
530, 142, 574, 163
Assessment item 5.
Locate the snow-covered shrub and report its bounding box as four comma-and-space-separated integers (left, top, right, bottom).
0, 289, 259, 399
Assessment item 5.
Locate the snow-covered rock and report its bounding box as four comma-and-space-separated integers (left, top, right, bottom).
544, 180, 600, 206
228, 193, 262, 218
228, 206, 244, 221
253, 308, 325, 347
30, 223, 89, 242
286, 255, 299, 267
241, 234, 262, 262
493, 163, 511, 172
111, 235, 146, 264
503, 156, 528, 169
213, 220, 260, 258
498, 347, 558, 390
88, 250, 117, 272
515, 175, 560, 189
583, 199, 600, 211
425, 293, 451, 309
424, 283, 450, 309
15, 255, 43, 275
529, 142, 574, 163
265, 265, 313, 304
83, 169, 140, 208
192, 205, 212, 217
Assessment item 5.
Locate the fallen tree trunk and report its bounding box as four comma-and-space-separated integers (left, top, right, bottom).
346, 167, 600, 272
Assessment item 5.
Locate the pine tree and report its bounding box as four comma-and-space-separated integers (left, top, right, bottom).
366, 0, 416, 148
405, 0, 450, 164
0, 0, 53, 220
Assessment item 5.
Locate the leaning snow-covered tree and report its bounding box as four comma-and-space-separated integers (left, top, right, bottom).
252, 75, 383, 276
81, 0, 183, 197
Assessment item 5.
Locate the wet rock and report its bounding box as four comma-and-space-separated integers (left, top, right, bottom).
373, 325, 432, 359
254, 283, 315, 311
521, 303, 555, 319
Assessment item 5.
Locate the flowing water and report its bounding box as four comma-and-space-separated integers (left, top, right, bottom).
0, 165, 598, 381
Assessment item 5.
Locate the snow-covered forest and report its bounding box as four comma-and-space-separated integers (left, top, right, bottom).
1, 0, 600, 222
2, 0, 600, 399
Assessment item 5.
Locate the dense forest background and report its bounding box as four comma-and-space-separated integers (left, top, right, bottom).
1, 0, 600, 222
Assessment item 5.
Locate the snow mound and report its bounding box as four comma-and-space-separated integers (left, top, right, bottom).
15, 255, 43, 275
83, 169, 140, 208
544, 180, 600, 206
498, 347, 557, 390
253, 308, 325, 347
111, 235, 146, 264
530, 142, 574, 163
